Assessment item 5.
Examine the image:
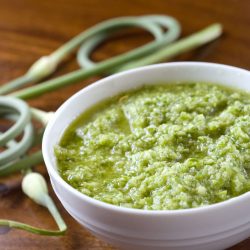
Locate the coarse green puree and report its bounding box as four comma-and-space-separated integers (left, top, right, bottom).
55, 83, 250, 210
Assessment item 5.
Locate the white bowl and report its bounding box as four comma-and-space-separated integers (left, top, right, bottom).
42, 62, 250, 250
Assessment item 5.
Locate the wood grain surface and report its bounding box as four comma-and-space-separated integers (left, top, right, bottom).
0, 0, 250, 249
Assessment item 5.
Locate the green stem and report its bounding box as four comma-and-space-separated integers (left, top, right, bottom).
0, 194, 67, 236
44, 195, 67, 232
11, 23, 222, 100
51, 15, 180, 64
0, 219, 66, 236
0, 16, 180, 94
0, 172, 67, 236
0, 151, 43, 177
119, 23, 222, 70
0, 75, 32, 95
31, 108, 54, 126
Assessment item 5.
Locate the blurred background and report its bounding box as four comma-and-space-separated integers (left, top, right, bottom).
0, 0, 249, 249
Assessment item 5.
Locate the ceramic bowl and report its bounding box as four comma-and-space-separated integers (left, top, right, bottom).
42, 62, 250, 250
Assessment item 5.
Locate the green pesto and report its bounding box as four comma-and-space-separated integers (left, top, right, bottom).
55, 83, 250, 210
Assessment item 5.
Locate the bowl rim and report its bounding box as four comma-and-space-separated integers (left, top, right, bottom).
42, 61, 250, 216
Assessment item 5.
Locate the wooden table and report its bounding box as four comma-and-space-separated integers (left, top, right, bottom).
0, 0, 250, 249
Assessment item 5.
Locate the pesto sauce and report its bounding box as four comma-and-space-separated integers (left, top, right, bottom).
55, 83, 250, 210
